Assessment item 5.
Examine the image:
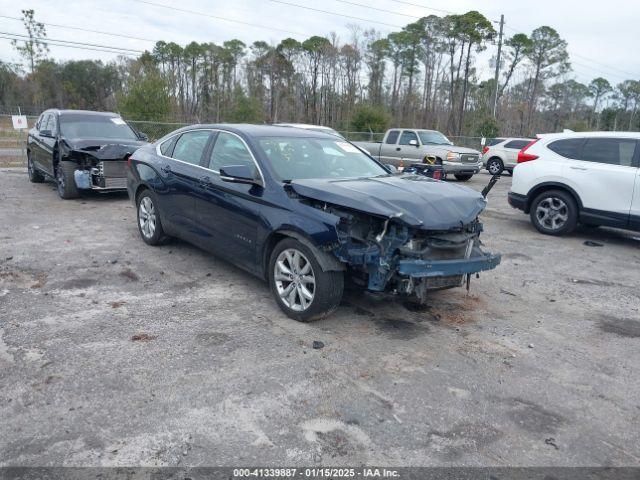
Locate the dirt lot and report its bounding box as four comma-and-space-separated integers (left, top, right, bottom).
1, 168, 639, 467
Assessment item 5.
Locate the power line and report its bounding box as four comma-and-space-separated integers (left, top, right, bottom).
130, 0, 306, 37
0, 14, 158, 43
269, 0, 404, 29
385, 0, 455, 16
0, 36, 138, 56
1, 31, 144, 54
330, 0, 429, 20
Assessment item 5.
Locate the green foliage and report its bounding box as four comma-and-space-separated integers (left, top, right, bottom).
117, 62, 171, 121
474, 116, 500, 138
350, 104, 391, 132
228, 86, 263, 123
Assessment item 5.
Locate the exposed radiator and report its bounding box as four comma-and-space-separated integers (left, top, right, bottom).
101, 161, 127, 177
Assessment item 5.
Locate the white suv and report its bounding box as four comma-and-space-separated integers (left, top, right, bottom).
482, 137, 532, 175
508, 132, 640, 235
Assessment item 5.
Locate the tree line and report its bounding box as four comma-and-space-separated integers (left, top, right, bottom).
1, 9, 639, 137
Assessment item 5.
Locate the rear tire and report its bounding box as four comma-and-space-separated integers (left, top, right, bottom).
55, 161, 80, 199
136, 189, 170, 245
269, 238, 344, 322
454, 173, 473, 181
486, 157, 504, 175
27, 152, 44, 183
530, 189, 578, 236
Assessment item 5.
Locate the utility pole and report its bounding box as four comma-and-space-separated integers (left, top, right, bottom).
492, 14, 505, 118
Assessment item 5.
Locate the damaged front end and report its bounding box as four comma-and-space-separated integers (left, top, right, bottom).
296, 193, 501, 303
60, 142, 138, 191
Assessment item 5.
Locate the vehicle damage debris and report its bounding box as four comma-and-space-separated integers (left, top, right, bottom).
66, 142, 138, 191
287, 175, 501, 303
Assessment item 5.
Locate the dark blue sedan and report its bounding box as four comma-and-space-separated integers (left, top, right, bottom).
127, 124, 500, 321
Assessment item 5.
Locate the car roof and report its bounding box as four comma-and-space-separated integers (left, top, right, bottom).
537, 131, 640, 140
46, 109, 121, 118
185, 123, 339, 139
273, 123, 336, 131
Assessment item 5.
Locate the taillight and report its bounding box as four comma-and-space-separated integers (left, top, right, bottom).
125, 154, 132, 168
433, 170, 442, 180
517, 139, 540, 163
482, 146, 489, 154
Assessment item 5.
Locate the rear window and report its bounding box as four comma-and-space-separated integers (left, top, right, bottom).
504, 140, 530, 150
385, 130, 400, 144
486, 138, 505, 147
580, 138, 637, 167
547, 138, 584, 159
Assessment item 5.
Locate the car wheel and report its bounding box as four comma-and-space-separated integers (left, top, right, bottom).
269, 238, 344, 322
530, 190, 578, 236
454, 173, 473, 181
55, 161, 80, 199
486, 158, 504, 175
136, 189, 170, 246
27, 152, 44, 183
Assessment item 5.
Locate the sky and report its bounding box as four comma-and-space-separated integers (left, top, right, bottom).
1, 0, 639, 87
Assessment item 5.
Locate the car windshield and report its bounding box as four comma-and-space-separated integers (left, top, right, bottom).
417, 130, 452, 145
59, 114, 139, 140
258, 136, 389, 181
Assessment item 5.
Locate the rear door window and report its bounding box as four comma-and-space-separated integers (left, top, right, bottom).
39, 113, 52, 133
160, 136, 178, 156
504, 140, 530, 150
171, 130, 211, 165
547, 138, 585, 159
399, 130, 419, 146
385, 130, 400, 144
580, 138, 637, 167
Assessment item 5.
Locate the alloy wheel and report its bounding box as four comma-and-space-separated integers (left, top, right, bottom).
138, 196, 157, 239
488, 160, 502, 174
274, 248, 316, 311
536, 196, 569, 230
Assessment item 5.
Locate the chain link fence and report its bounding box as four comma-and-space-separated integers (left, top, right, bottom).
0, 113, 486, 168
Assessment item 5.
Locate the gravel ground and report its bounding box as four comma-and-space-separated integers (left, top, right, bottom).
1, 167, 639, 467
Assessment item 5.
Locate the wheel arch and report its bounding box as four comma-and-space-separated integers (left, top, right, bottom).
262, 229, 345, 281
525, 182, 582, 214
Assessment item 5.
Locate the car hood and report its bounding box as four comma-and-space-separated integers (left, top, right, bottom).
63, 137, 147, 160
290, 175, 486, 230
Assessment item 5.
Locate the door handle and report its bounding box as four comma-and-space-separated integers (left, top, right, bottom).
160, 164, 172, 174
569, 166, 587, 171
199, 175, 211, 186
396, 147, 401, 151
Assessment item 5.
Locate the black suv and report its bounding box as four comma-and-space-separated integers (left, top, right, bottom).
27, 109, 148, 199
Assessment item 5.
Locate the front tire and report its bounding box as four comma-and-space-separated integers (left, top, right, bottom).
55, 161, 80, 199
269, 238, 344, 322
486, 157, 504, 175
454, 173, 473, 181
27, 152, 44, 183
136, 189, 170, 245
530, 189, 578, 236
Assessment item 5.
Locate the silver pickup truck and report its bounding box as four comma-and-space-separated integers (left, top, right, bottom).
354, 129, 482, 181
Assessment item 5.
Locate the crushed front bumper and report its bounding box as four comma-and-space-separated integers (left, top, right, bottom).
396, 248, 501, 279
73, 161, 127, 191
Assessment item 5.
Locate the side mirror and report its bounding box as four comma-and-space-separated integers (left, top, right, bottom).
138, 132, 149, 142
220, 165, 262, 186
409, 139, 419, 147
385, 164, 398, 174
40, 129, 53, 138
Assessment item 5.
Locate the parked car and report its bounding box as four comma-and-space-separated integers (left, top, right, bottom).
27, 109, 148, 199
273, 123, 345, 139
127, 124, 501, 321
508, 132, 640, 235
481, 137, 532, 175
353, 129, 482, 181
